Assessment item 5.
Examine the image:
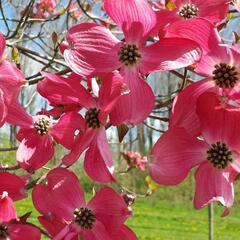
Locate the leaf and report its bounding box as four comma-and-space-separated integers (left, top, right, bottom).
18, 211, 32, 223
51, 32, 58, 46
11, 46, 20, 64
10, 211, 32, 224
117, 124, 129, 142
216, 21, 227, 31
84, 3, 91, 12
145, 176, 160, 192
59, 7, 66, 15
227, 12, 234, 20
233, 31, 240, 43
92, 187, 96, 197
221, 208, 230, 218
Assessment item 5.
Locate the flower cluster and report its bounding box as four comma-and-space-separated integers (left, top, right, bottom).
22, 0, 59, 19
1, 0, 240, 239
27, 0, 81, 19
149, 0, 240, 214
122, 151, 148, 171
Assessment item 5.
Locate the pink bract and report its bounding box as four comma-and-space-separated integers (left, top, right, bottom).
0, 192, 17, 222
152, 0, 229, 33
32, 168, 132, 240
61, 0, 201, 125
0, 172, 28, 224
7, 223, 41, 240
110, 225, 138, 240
0, 221, 41, 240
0, 172, 27, 201
164, 18, 224, 70
150, 92, 240, 209
38, 72, 83, 109
0, 33, 26, 127
16, 112, 82, 172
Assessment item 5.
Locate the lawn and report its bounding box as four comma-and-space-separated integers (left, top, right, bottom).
15, 195, 240, 239
128, 198, 240, 240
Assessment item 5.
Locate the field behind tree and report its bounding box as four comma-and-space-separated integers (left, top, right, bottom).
128, 198, 240, 240
16, 190, 240, 240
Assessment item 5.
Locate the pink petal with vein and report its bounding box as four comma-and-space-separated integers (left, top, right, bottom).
194, 162, 236, 209
110, 69, 154, 125
63, 23, 121, 76
150, 126, 207, 185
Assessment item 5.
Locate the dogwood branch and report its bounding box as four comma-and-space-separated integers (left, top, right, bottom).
0, 147, 18, 152
7, 0, 35, 39
0, 164, 20, 171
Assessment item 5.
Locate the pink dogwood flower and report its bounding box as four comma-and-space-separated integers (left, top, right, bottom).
32, 168, 132, 240
0, 33, 25, 127
0, 218, 41, 240
0, 172, 28, 228
69, 2, 82, 19
61, 72, 127, 183
31, 0, 58, 19
152, 0, 230, 33
60, 0, 201, 125
38, 0, 57, 13
0, 191, 40, 240
122, 151, 148, 171
150, 92, 240, 209
39, 215, 137, 240
16, 111, 83, 172
170, 44, 240, 136
38, 71, 126, 182
0, 189, 40, 239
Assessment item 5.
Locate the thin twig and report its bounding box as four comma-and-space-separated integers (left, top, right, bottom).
76, 0, 97, 22
148, 115, 169, 122
0, 147, 18, 152
26, 67, 71, 85
0, 1, 10, 34
0, 165, 20, 171
7, 0, 35, 39
7, 44, 67, 67
142, 122, 166, 133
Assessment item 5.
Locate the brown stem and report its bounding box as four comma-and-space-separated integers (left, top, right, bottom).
0, 165, 20, 171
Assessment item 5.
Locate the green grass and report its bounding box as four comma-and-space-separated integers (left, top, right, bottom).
128, 198, 240, 240
15, 195, 240, 240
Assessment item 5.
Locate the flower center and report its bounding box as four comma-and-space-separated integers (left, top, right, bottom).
178, 3, 199, 19
34, 118, 50, 135
212, 63, 238, 88
118, 44, 141, 67
74, 207, 96, 229
85, 108, 100, 129
0, 224, 9, 239
206, 142, 233, 169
